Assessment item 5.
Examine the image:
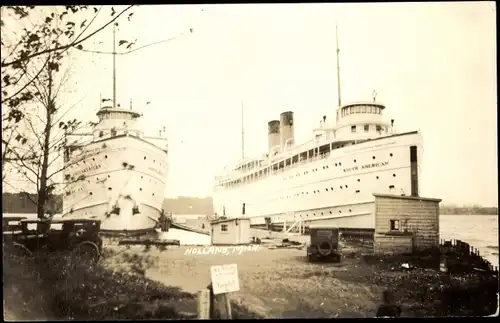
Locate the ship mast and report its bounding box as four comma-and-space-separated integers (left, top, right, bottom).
112, 23, 117, 109
241, 100, 245, 159
335, 23, 342, 108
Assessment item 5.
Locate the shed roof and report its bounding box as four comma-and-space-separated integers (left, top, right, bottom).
211, 217, 251, 225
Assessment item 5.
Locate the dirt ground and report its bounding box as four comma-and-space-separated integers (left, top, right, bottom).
101, 230, 498, 318
102, 236, 386, 319
4, 230, 497, 319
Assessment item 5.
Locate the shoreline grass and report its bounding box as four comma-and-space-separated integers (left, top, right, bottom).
3, 243, 498, 319
3, 247, 261, 320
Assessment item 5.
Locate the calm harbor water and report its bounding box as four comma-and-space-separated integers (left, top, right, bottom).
3, 213, 498, 265
439, 214, 498, 265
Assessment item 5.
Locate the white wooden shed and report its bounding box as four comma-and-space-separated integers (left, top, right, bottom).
211, 217, 251, 245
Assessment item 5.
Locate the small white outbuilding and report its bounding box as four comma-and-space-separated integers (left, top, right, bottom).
211, 217, 251, 245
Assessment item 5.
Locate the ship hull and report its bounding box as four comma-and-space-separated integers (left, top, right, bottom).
213, 131, 423, 229
61, 135, 167, 233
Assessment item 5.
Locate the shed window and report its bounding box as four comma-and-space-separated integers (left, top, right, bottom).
221, 224, 228, 232
390, 220, 400, 231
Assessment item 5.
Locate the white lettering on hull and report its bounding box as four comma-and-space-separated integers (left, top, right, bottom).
343, 161, 389, 173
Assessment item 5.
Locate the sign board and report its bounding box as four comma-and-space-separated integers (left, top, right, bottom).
210, 264, 240, 295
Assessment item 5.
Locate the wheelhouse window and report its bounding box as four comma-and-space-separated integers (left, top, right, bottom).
364, 124, 369, 132
376, 125, 382, 132
351, 125, 356, 133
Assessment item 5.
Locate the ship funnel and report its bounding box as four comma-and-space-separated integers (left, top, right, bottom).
267, 120, 280, 152
280, 111, 294, 149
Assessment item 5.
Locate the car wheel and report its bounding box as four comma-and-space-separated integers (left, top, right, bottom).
72, 241, 100, 265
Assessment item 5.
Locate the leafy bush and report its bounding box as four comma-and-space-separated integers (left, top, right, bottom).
4, 251, 194, 320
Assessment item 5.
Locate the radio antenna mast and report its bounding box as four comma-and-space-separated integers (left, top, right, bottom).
335, 23, 342, 108
112, 23, 117, 109
241, 100, 245, 159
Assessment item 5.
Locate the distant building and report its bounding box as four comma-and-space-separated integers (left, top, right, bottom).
211, 217, 251, 245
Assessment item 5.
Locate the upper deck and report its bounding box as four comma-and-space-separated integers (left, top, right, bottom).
215, 100, 397, 185
64, 104, 168, 162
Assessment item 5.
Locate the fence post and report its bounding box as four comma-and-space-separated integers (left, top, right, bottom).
197, 289, 211, 319
206, 283, 232, 319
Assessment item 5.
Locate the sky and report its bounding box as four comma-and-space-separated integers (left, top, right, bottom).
2, 2, 498, 206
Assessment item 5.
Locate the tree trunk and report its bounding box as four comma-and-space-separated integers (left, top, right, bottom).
37, 62, 54, 219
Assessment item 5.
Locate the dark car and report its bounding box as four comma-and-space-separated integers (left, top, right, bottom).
306, 224, 342, 262
4, 218, 103, 262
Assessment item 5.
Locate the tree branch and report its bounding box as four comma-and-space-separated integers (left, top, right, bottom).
0, 57, 50, 104
79, 33, 188, 56
2, 5, 133, 67
72, 6, 103, 43
50, 92, 89, 128
8, 147, 40, 182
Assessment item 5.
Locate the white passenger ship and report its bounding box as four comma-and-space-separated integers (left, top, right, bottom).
60, 25, 168, 234
213, 27, 423, 230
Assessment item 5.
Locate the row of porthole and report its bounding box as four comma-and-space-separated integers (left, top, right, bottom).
302, 209, 352, 216
287, 153, 395, 180
272, 209, 354, 220
71, 154, 164, 168
276, 175, 397, 200
80, 174, 161, 184
67, 190, 158, 197
106, 187, 156, 196
68, 175, 161, 195
284, 174, 397, 192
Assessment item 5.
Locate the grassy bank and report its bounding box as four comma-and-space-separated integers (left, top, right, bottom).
4, 242, 498, 319
3, 248, 259, 320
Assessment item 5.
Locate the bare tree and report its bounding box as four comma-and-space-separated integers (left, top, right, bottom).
1, 5, 135, 144
6, 45, 101, 218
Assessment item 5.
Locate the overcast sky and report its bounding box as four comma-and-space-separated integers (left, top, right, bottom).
3, 2, 497, 206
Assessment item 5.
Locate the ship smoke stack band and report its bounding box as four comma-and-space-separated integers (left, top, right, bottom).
280, 111, 294, 149
268, 120, 280, 152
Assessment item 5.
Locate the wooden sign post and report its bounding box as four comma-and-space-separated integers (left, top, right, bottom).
209, 263, 240, 319
197, 289, 211, 319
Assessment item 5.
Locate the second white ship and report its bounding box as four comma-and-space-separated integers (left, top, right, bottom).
212, 25, 423, 230
60, 23, 168, 234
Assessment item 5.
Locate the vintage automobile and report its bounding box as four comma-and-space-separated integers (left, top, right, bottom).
3, 218, 103, 262
306, 224, 342, 262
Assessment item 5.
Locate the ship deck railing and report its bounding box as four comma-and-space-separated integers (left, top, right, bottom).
216, 131, 403, 184
216, 152, 332, 184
